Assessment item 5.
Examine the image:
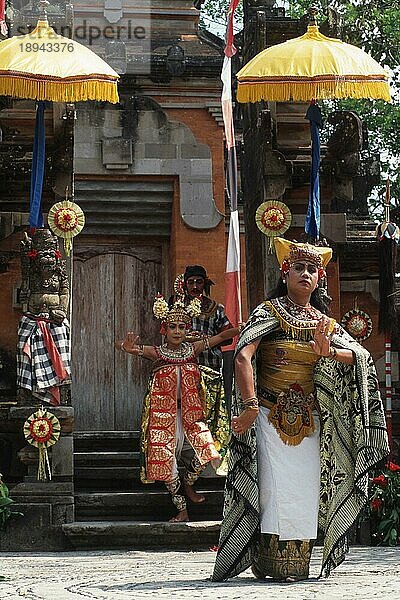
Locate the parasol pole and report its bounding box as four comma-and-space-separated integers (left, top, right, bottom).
304, 9, 322, 242
384, 183, 392, 453
65, 186, 74, 332
28, 2, 50, 230
376, 179, 399, 453
29, 101, 46, 230
304, 100, 323, 241
385, 337, 392, 455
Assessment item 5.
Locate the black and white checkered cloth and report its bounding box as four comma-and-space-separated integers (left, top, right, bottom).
192, 303, 231, 371
17, 315, 71, 404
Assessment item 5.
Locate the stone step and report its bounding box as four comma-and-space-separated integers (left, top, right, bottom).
75, 490, 224, 521
74, 469, 225, 492
75, 465, 141, 481
74, 451, 138, 467
62, 520, 221, 550
74, 431, 139, 453
74, 457, 226, 490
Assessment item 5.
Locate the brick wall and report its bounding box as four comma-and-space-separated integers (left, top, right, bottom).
163, 104, 228, 306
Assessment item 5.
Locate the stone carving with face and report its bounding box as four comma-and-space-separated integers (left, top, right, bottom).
20, 228, 69, 325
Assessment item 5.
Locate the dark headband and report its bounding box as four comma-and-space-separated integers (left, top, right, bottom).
184, 265, 208, 281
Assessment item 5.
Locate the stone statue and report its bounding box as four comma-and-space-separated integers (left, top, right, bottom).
323, 110, 369, 214
17, 228, 71, 406
20, 228, 69, 323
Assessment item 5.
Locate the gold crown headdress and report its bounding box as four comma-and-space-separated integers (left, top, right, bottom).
274, 237, 332, 273
153, 294, 201, 324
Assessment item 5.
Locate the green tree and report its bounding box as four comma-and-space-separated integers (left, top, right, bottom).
200, 0, 242, 35
200, 0, 400, 216
289, 1, 400, 213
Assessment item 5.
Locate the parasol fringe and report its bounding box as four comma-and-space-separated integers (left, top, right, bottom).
237, 80, 391, 103
0, 77, 119, 104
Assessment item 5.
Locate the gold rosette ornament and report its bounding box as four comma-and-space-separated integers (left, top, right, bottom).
341, 307, 373, 342
256, 200, 292, 252
48, 200, 85, 256
173, 273, 185, 299
24, 408, 61, 481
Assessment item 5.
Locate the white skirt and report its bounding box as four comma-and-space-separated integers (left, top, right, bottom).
256, 405, 320, 541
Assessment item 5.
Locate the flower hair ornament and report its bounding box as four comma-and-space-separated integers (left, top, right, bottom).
153, 294, 201, 333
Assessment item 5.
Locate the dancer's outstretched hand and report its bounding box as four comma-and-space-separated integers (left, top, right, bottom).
115, 332, 140, 353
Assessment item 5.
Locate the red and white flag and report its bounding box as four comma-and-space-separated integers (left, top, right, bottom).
222, 1, 242, 340
0, 0, 8, 36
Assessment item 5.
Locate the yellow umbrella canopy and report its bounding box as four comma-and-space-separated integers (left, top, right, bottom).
237, 24, 391, 104
0, 19, 119, 103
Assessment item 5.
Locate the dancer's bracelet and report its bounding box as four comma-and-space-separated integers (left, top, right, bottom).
328, 346, 337, 360
243, 397, 259, 410
121, 342, 144, 356
243, 396, 258, 403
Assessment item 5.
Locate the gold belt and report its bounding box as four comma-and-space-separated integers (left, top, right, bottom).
258, 387, 316, 446
259, 398, 275, 410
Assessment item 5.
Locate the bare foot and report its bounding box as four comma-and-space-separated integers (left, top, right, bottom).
169, 509, 189, 522
232, 408, 258, 435
184, 483, 206, 504
274, 576, 307, 583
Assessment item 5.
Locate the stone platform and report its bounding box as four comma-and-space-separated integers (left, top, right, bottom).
0, 547, 399, 599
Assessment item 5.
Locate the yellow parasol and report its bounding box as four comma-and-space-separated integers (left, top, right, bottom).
0, 17, 119, 103
237, 23, 391, 104
237, 14, 391, 241
0, 2, 119, 229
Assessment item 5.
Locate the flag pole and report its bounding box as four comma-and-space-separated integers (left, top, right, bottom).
221, 1, 241, 407
222, 0, 242, 335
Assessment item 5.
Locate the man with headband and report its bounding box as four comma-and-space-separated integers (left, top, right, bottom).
183, 265, 233, 373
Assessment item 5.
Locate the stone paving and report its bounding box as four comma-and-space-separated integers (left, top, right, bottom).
0, 546, 399, 599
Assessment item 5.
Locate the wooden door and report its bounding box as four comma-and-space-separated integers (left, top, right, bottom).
72, 238, 167, 431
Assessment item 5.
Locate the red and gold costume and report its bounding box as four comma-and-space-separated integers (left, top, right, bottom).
140, 341, 229, 485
